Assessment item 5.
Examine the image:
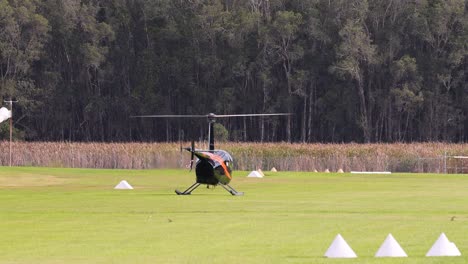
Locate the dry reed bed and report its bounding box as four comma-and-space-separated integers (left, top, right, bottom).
0, 141, 467, 172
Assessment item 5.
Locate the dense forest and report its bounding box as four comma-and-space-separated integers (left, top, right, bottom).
0, 0, 467, 143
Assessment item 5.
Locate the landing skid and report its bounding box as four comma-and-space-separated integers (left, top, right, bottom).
220, 184, 244, 196
175, 183, 200, 195
175, 183, 244, 196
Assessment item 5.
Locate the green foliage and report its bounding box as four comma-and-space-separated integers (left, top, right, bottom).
0, 0, 466, 143
391, 55, 424, 113
0, 122, 25, 140
213, 122, 228, 142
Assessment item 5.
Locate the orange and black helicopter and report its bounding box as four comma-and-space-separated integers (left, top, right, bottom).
132, 113, 290, 196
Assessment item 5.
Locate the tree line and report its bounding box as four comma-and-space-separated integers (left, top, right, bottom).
0, 0, 467, 143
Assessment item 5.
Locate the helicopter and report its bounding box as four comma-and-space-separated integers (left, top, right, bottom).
131, 113, 290, 195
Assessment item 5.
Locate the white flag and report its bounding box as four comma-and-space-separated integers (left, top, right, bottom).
0, 107, 12, 123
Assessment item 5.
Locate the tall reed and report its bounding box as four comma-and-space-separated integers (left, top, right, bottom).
1, 141, 466, 173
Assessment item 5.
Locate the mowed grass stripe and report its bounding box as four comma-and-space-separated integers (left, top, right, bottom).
0, 167, 467, 263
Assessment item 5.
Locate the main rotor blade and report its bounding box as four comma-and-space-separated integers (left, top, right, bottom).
130, 115, 207, 118
214, 113, 292, 118
131, 113, 292, 118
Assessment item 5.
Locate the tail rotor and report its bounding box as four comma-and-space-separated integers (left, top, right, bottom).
189, 141, 195, 171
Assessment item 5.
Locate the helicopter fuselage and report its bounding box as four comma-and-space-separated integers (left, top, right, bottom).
192, 150, 233, 185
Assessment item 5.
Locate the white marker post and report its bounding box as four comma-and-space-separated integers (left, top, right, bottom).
2, 99, 16, 166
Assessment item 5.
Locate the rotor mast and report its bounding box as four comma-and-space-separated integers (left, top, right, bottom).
207, 113, 216, 151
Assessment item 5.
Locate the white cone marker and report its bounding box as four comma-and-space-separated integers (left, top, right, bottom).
426, 233, 461, 257
324, 234, 357, 258
375, 233, 408, 257
114, 180, 133, 189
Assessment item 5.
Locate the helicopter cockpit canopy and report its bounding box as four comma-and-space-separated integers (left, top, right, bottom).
213, 150, 233, 163
195, 149, 233, 168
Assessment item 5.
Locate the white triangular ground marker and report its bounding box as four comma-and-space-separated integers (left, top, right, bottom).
257, 169, 265, 177
270, 167, 277, 172
247, 171, 263, 178
324, 234, 357, 258
114, 180, 133, 189
450, 242, 462, 256
426, 233, 461, 256
375, 233, 408, 257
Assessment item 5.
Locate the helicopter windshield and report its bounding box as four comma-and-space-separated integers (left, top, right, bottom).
213, 150, 233, 162
195, 150, 233, 168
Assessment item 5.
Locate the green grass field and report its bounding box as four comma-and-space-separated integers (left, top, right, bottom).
0, 167, 467, 263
